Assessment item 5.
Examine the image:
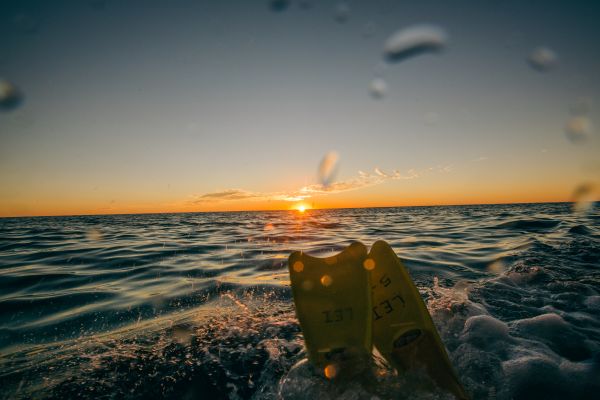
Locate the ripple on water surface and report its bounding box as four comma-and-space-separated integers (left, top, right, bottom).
0, 203, 599, 399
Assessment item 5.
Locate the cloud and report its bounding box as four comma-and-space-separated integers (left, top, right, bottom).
190, 165, 448, 205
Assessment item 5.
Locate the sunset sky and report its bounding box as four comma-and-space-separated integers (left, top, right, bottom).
1, 0, 599, 217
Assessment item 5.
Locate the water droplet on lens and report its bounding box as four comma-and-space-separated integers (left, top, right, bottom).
0, 80, 24, 111
320, 275, 332, 287
86, 228, 103, 241
369, 78, 387, 99
293, 261, 304, 272
527, 46, 558, 72
318, 151, 340, 188
363, 258, 375, 270
333, 2, 349, 23
572, 183, 597, 214
488, 259, 505, 274
302, 280, 314, 291
324, 364, 337, 379
565, 116, 593, 144
383, 24, 448, 63
269, 0, 290, 12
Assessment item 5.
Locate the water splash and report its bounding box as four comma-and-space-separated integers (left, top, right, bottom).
383, 24, 448, 63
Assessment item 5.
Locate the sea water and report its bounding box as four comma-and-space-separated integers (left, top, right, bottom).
1, 203, 599, 399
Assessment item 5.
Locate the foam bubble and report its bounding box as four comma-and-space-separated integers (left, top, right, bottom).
318, 151, 340, 188
369, 78, 387, 99
527, 47, 558, 72
383, 24, 448, 63
565, 116, 593, 143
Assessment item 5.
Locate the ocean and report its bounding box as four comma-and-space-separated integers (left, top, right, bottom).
1, 203, 599, 399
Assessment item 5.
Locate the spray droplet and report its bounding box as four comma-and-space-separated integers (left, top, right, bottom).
318, 151, 340, 188
333, 2, 349, 23
0, 80, 24, 111
320, 275, 333, 287
565, 116, 593, 144
383, 24, 448, 63
369, 78, 387, 99
527, 47, 558, 72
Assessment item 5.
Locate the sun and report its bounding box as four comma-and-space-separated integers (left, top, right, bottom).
294, 204, 310, 213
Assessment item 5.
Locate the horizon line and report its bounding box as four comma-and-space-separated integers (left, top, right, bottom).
1, 200, 592, 219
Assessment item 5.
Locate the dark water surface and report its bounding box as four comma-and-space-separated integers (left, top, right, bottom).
1, 204, 599, 399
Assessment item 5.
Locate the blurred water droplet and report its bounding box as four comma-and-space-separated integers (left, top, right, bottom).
86, 228, 103, 241
302, 280, 314, 291
333, 2, 349, 23
320, 275, 332, 287
369, 78, 387, 99
488, 259, 506, 274
565, 116, 593, 144
293, 261, 304, 272
269, 0, 290, 12
324, 364, 337, 379
0, 80, 24, 111
318, 151, 340, 188
383, 24, 448, 63
572, 183, 597, 214
363, 258, 375, 270
527, 47, 558, 72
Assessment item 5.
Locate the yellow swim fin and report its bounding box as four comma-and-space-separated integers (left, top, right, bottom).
368, 240, 468, 399
288, 242, 372, 379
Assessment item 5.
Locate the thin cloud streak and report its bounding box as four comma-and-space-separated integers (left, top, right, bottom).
190, 165, 450, 205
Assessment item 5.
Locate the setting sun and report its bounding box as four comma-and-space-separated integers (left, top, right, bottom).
294, 204, 309, 213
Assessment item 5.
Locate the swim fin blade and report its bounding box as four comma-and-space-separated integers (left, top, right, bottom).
288, 242, 372, 379
368, 240, 468, 399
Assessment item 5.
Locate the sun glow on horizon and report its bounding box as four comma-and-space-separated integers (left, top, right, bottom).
294, 204, 310, 213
